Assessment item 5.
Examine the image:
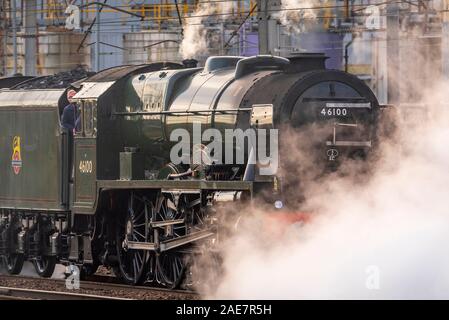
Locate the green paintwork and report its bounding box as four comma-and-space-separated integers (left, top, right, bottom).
0, 103, 64, 211
73, 137, 97, 213
97, 179, 253, 191
119, 151, 145, 180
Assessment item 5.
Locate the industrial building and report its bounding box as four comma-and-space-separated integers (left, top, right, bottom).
0, 0, 447, 105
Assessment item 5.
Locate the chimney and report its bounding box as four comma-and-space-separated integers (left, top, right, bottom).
286, 53, 328, 73
182, 59, 199, 68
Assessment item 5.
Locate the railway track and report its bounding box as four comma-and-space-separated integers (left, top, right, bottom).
0, 286, 128, 300
0, 274, 199, 300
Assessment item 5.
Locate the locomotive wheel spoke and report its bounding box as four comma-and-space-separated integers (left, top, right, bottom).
155, 251, 186, 289
134, 223, 145, 227
153, 193, 191, 288
116, 191, 151, 285
134, 229, 145, 239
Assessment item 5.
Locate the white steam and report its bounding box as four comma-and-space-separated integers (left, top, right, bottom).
180, 1, 235, 59
179, 0, 323, 58
206, 84, 449, 299
275, 0, 321, 34
180, 3, 211, 59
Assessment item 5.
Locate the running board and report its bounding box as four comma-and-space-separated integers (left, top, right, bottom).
126, 241, 157, 251
126, 230, 215, 252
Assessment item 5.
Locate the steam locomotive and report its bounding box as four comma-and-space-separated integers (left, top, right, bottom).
0, 54, 380, 287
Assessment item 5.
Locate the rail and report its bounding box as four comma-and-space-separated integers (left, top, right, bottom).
0, 274, 199, 300
0, 286, 128, 300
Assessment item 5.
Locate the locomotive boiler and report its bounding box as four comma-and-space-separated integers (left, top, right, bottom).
0, 54, 380, 287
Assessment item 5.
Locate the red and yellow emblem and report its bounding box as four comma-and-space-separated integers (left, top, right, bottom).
11, 136, 22, 175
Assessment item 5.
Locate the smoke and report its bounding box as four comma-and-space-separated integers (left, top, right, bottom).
195, 79, 449, 299
179, 1, 235, 59
275, 0, 321, 34
179, 3, 211, 59
179, 0, 323, 58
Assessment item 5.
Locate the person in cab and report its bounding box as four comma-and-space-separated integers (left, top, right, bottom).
61, 89, 80, 133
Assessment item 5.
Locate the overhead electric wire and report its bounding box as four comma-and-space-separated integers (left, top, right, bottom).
76, 0, 108, 52
224, 2, 257, 48
0, 0, 426, 19
0, 0, 443, 68
1, 0, 440, 35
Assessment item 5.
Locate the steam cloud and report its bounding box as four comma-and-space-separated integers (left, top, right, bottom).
179, 0, 322, 58
179, 3, 210, 59
179, 1, 235, 59
275, 0, 320, 34
199, 82, 449, 299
